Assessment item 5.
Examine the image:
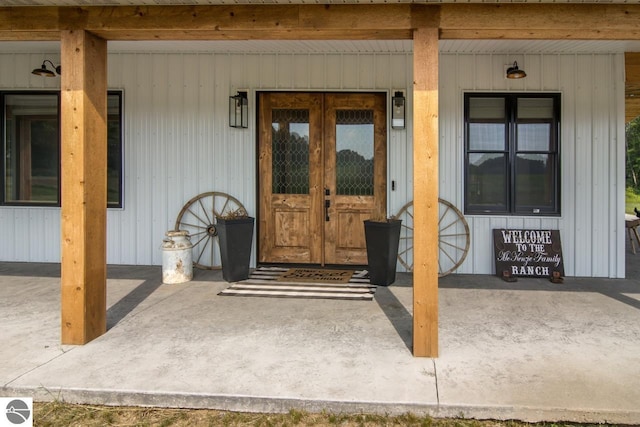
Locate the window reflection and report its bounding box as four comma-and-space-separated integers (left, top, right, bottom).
467, 153, 507, 210
4, 94, 59, 204
336, 110, 374, 196
515, 154, 553, 208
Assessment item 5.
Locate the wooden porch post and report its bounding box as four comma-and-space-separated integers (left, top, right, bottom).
412, 25, 439, 357
60, 29, 108, 345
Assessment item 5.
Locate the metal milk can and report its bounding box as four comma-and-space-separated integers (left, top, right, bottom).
161, 230, 193, 284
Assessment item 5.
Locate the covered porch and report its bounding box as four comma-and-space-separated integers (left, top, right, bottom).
1, 4, 639, 356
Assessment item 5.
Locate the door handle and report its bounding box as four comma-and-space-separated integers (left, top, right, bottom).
325, 200, 330, 221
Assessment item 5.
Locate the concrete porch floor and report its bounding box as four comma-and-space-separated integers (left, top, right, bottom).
1, 241, 639, 424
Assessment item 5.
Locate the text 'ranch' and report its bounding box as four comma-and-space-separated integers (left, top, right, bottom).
493, 229, 565, 278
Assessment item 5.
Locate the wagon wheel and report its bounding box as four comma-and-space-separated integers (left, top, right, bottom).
393, 198, 470, 277
174, 192, 247, 270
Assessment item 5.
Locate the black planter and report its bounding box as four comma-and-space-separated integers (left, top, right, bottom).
364, 219, 402, 286
216, 217, 255, 282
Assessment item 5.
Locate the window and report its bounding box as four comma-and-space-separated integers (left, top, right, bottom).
464, 93, 560, 215
2, 91, 123, 208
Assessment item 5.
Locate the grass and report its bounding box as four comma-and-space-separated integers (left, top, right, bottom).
33, 401, 618, 427
626, 187, 640, 214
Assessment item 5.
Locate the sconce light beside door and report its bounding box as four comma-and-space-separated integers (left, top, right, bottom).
32, 60, 61, 77
229, 91, 248, 128
391, 91, 405, 130
506, 61, 526, 79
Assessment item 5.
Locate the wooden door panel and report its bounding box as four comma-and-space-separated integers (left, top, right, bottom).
274, 209, 310, 248
336, 211, 369, 249
259, 92, 386, 266
334, 209, 371, 264
258, 93, 323, 264
266, 196, 319, 263
324, 93, 387, 265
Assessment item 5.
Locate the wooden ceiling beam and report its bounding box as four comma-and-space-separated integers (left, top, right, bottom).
439, 4, 640, 39
71, 5, 302, 32
89, 29, 414, 41
441, 29, 640, 41
0, 31, 60, 40
625, 53, 640, 122
3, 4, 640, 41
0, 5, 418, 41
0, 7, 59, 31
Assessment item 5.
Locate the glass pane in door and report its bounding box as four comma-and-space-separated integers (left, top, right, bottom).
335, 109, 374, 196
272, 109, 310, 194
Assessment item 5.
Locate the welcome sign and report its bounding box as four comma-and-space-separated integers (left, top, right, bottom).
493, 229, 565, 278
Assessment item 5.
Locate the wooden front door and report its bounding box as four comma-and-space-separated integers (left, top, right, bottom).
258, 92, 387, 265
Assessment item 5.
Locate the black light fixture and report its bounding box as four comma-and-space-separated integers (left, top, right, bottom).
229, 91, 248, 128
391, 90, 405, 130
506, 61, 526, 79
32, 60, 62, 77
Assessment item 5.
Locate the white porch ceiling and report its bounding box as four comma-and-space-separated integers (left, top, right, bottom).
3, 39, 640, 54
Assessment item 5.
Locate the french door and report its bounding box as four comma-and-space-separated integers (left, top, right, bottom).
258, 92, 387, 265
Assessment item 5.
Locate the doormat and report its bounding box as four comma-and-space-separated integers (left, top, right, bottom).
277, 268, 354, 284
218, 267, 375, 300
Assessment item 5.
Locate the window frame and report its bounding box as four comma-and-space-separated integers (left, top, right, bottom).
2, 91, 61, 207
463, 92, 561, 216
1, 89, 124, 208
107, 91, 124, 209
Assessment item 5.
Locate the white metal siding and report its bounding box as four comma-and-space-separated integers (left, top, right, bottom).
0, 51, 413, 268
0, 50, 626, 277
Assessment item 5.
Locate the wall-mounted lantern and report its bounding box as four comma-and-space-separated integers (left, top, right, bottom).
391, 91, 405, 130
506, 61, 526, 79
229, 91, 248, 128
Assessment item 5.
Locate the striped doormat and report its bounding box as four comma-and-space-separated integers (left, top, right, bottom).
218, 267, 375, 300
